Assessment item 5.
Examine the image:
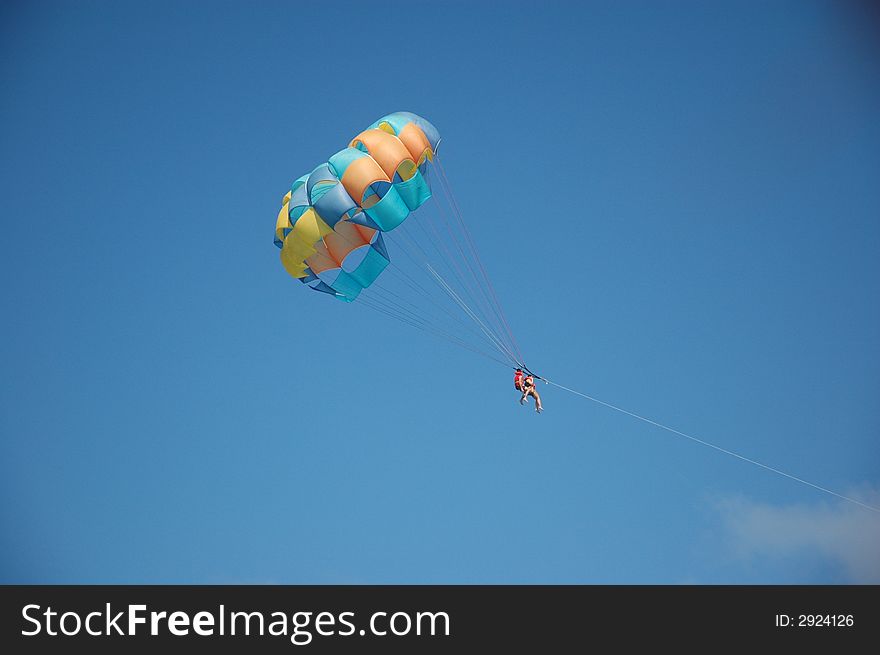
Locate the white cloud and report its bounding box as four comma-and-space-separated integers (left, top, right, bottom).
714, 488, 880, 583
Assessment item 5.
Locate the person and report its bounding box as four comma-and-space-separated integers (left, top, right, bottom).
520, 373, 543, 413
514, 368, 524, 394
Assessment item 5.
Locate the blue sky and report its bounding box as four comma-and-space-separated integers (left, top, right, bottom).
1, 0, 878, 584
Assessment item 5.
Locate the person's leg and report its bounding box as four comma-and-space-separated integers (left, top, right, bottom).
527, 388, 541, 411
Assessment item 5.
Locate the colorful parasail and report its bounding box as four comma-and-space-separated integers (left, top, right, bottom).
274, 112, 441, 301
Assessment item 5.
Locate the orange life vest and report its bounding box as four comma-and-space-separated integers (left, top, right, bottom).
514, 370, 523, 390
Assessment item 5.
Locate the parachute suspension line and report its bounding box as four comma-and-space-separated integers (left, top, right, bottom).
385, 190, 519, 367
381, 265, 491, 343
371, 281, 462, 331
426, 183, 521, 366
393, 209, 525, 369
413, 202, 510, 356
424, 261, 522, 368
391, 222, 521, 367
384, 230, 497, 346
410, 208, 503, 351
389, 232, 521, 368
356, 294, 512, 368
358, 291, 505, 364
366, 281, 497, 355
363, 283, 489, 351
434, 156, 525, 366
543, 378, 880, 514
385, 230, 520, 366
400, 211, 491, 333
358, 293, 435, 333
361, 287, 447, 332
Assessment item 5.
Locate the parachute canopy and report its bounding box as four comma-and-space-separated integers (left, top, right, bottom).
275, 112, 441, 302
274, 112, 528, 372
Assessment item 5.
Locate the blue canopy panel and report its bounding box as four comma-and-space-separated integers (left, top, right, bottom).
311, 235, 390, 302
308, 164, 358, 229
362, 183, 409, 232
394, 168, 431, 211
288, 178, 311, 224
